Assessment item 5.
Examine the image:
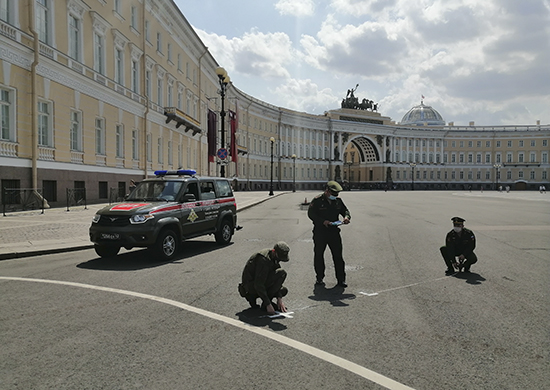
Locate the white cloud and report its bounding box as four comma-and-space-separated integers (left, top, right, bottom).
272, 79, 338, 113
194, 27, 298, 79
275, 0, 315, 16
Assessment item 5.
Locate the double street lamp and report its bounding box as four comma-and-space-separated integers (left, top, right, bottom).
269, 137, 275, 196
291, 154, 296, 192
493, 163, 502, 191
215, 67, 230, 177
409, 162, 417, 190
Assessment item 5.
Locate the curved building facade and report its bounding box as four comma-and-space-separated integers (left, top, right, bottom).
0, 0, 548, 208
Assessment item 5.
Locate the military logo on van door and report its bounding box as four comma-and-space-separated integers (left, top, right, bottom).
187, 209, 199, 222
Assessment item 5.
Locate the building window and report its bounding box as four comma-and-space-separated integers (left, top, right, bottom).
476, 153, 481, 163
156, 32, 162, 53
451, 153, 456, 163
486, 141, 490, 148
70, 110, 82, 151
167, 43, 172, 63
38, 100, 53, 147
94, 33, 105, 75
542, 171, 547, 180
518, 152, 524, 163
530, 152, 536, 163
0, 0, 12, 24
157, 78, 163, 106
507, 140, 512, 147
131, 60, 139, 93
518, 171, 524, 179
519, 140, 524, 147
459, 171, 464, 180
145, 70, 151, 98
0, 87, 15, 141
468, 153, 473, 163
530, 171, 535, 180
146, 133, 152, 162
468, 171, 473, 180
531, 140, 536, 147
95, 118, 105, 155
485, 153, 491, 163
36, 0, 51, 43
42, 180, 57, 202
168, 140, 172, 165
132, 129, 138, 160
459, 154, 464, 163
476, 171, 481, 180
542, 152, 548, 164
543, 140, 548, 147
507, 171, 512, 180
485, 171, 490, 180
145, 20, 150, 42
496, 153, 501, 163
115, 124, 124, 158
496, 141, 501, 147
115, 48, 124, 85
68, 15, 81, 61
114, 0, 121, 14
131, 6, 138, 30
506, 152, 512, 163
157, 138, 163, 163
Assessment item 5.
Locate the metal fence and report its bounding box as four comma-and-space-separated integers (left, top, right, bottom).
2, 188, 45, 216
66, 188, 87, 211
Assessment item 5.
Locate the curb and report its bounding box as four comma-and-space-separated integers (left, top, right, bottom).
0, 192, 287, 261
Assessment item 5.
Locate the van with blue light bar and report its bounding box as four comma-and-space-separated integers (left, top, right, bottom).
90, 170, 239, 261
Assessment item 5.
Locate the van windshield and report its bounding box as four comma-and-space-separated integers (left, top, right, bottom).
127, 181, 183, 202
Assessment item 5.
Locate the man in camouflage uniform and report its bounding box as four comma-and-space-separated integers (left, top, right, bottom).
440, 217, 477, 275
238, 242, 290, 314
308, 181, 351, 287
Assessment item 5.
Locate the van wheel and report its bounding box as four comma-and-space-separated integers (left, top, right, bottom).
215, 219, 233, 245
155, 229, 179, 260
94, 245, 120, 258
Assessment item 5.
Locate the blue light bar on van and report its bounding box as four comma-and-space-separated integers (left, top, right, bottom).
154, 169, 197, 177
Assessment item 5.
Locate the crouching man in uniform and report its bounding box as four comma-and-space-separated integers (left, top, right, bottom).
440, 217, 477, 275
238, 242, 290, 314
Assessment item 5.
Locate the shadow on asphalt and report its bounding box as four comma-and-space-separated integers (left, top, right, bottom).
236, 307, 288, 331
308, 284, 356, 307
452, 271, 486, 285
77, 240, 231, 271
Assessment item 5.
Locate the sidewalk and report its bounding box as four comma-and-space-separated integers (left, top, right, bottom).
0, 191, 285, 260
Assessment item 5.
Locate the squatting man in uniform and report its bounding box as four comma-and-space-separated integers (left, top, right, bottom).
308, 181, 351, 287
238, 242, 290, 315
440, 217, 477, 275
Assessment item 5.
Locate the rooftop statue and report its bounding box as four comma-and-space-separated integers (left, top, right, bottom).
341, 84, 378, 112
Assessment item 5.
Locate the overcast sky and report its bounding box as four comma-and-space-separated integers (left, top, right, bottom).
175, 0, 550, 126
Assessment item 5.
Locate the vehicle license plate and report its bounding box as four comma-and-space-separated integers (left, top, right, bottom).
100, 233, 120, 240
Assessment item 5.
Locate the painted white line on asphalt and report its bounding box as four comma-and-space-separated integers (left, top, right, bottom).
0, 276, 415, 390
360, 275, 453, 296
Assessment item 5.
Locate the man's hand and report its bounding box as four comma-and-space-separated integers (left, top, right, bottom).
343, 217, 350, 224
266, 304, 276, 315
458, 255, 465, 261
277, 298, 287, 313
323, 220, 331, 227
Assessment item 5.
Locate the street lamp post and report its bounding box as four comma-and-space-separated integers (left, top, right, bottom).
215, 67, 230, 178
346, 161, 353, 190
493, 163, 502, 191
291, 154, 296, 192
409, 162, 417, 190
269, 137, 275, 196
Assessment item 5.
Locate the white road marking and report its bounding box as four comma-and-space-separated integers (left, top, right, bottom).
360, 275, 452, 296
0, 276, 415, 390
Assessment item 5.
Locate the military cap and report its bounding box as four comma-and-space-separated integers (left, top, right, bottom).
451, 217, 465, 224
327, 181, 343, 192
273, 241, 290, 261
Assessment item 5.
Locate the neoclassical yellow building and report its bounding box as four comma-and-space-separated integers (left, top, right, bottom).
0, 0, 548, 207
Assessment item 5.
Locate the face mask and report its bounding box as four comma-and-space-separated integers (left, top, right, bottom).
328, 195, 337, 200
453, 227, 462, 233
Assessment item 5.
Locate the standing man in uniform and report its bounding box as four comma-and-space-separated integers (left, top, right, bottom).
308, 181, 351, 287
440, 217, 477, 275
238, 242, 290, 314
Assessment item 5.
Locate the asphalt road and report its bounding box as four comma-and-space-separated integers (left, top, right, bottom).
1, 191, 548, 389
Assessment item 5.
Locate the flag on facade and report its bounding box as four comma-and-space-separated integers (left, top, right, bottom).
207, 109, 217, 162
229, 109, 238, 163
